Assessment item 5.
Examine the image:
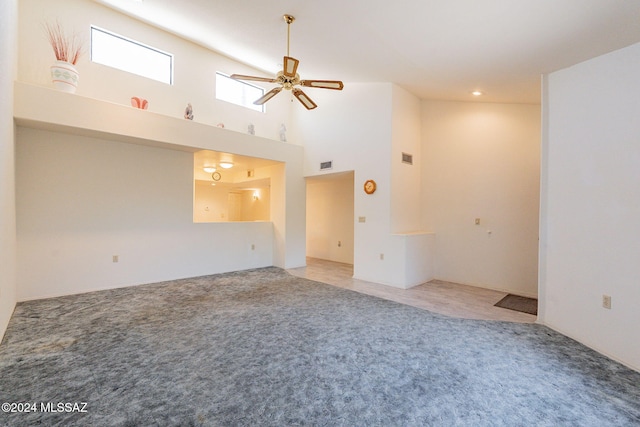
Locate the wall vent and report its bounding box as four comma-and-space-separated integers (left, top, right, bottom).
320, 161, 333, 170
402, 152, 413, 165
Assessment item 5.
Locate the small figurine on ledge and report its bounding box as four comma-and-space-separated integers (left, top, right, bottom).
184, 103, 193, 120
131, 97, 148, 109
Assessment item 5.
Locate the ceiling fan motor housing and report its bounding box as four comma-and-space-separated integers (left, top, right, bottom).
277, 71, 301, 90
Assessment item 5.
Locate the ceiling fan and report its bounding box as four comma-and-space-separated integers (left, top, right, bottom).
230, 14, 344, 110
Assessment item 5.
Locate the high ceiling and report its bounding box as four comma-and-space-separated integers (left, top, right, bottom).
94, 0, 640, 104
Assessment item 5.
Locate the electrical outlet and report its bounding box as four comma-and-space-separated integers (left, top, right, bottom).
113, 255, 119, 263
338, 241, 342, 247
358, 216, 366, 223
251, 244, 255, 250
475, 218, 480, 225
380, 253, 384, 260
602, 295, 611, 309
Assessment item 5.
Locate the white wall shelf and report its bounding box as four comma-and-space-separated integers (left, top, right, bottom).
13, 81, 302, 163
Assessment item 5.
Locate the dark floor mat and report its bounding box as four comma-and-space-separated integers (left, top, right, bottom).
494, 294, 538, 315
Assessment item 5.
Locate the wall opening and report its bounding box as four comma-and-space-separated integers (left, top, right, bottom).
193, 150, 279, 222
305, 171, 355, 264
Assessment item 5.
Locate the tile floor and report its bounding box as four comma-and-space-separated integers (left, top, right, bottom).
288, 257, 537, 323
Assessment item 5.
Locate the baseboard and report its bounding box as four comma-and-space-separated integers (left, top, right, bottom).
0, 300, 17, 344
540, 320, 640, 374
432, 277, 538, 299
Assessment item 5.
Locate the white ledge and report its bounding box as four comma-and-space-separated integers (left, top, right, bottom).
391, 231, 435, 236
13, 81, 302, 164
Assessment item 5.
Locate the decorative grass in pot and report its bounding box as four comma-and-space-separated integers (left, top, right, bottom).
45, 21, 83, 93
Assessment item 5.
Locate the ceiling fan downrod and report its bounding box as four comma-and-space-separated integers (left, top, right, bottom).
284, 14, 295, 57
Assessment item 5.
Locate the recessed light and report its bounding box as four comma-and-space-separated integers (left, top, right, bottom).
472, 91, 483, 96
219, 162, 234, 169
203, 166, 216, 173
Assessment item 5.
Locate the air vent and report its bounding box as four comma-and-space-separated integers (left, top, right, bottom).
402, 152, 413, 165
320, 161, 333, 170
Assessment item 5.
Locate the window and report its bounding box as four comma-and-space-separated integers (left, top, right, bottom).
216, 72, 264, 112
90, 26, 173, 84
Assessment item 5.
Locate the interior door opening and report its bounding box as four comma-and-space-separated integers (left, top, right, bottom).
305, 171, 355, 265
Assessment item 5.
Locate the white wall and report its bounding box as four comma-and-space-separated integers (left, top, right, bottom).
16, 128, 275, 300
0, 0, 18, 340
294, 83, 394, 282
18, 0, 292, 141
306, 173, 354, 264
391, 85, 423, 233
422, 100, 540, 297
295, 83, 433, 288
541, 42, 640, 371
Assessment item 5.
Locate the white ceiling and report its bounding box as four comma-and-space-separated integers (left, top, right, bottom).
95, 0, 640, 104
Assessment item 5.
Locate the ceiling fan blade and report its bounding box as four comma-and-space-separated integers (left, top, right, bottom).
292, 88, 318, 110
283, 56, 299, 78
230, 74, 278, 83
254, 87, 283, 105
300, 80, 344, 90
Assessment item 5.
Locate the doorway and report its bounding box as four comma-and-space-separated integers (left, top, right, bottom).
305, 171, 355, 264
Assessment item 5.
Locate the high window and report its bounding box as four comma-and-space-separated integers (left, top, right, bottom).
90, 26, 173, 84
215, 72, 264, 112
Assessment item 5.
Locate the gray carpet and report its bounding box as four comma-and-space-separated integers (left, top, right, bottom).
494, 294, 538, 315
1, 267, 639, 426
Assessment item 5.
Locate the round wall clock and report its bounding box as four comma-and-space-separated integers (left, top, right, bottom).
364, 179, 377, 194
212, 172, 221, 181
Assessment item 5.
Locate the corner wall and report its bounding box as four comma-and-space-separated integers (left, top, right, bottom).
295, 83, 432, 288
422, 100, 541, 297
0, 0, 18, 340
294, 82, 395, 283
540, 42, 640, 371
391, 85, 423, 233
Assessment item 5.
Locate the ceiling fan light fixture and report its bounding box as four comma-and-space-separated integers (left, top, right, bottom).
230, 13, 343, 110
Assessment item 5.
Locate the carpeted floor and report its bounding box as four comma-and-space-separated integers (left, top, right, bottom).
1, 267, 639, 426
